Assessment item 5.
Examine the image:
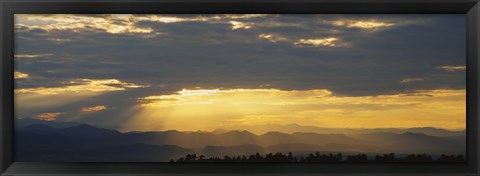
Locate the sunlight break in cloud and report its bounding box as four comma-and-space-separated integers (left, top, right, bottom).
48, 38, 73, 43
138, 88, 318, 106
126, 88, 465, 132
135, 14, 265, 23
328, 20, 396, 30
136, 14, 265, 23
401, 77, 424, 83
135, 15, 265, 31
15, 14, 267, 35
258, 33, 290, 43
34, 112, 64, 121
15, 79, 146, 95
14, 54, 53, 59
294, 37, 346, 47
15, 15, 154, 34
436, 65, 466, 72
14, 71, 29, 79
82, 105, 108, 112
229, 21, 252, 30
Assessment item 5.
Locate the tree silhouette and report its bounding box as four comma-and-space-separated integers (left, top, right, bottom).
171, 152, 465, 163
401, 154, 433, 162
374, 153, 398, 162
345, 154, 369, 162
437, 154, 465, 162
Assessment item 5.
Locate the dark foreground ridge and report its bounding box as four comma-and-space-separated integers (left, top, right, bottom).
171, 152, 466, 162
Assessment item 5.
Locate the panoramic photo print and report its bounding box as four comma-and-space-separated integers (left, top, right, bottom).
14, 14, 466, 162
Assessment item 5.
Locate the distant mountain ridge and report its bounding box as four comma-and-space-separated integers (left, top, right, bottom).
222, 124, 466, 137
18, 123, 120, 138
15, 118, 81, 129
14, 118, 466, 162
16, 118, 465, 137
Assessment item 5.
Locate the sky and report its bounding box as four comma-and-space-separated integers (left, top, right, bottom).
13, 14, 466, 132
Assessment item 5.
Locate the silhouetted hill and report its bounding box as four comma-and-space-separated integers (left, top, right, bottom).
219, 130, 257, 145
17, 143, 193, 162
291, 132, 361, 146
15, 121, 466, 162
355, 132, 465, 154
117, 130, 464, 155
62, 124, 120, 138
203, 144, 265, 156
19, 124, 60, 134
16, 118, 80, 129
19, 123, 120, 138
74, 144, 193, 162
211, 128, 228, 134
259, 131, 297, 144
266, 143, 325, 152
405, 127, 466, 137
118, 130, 353, 148
226, 124, 465, 137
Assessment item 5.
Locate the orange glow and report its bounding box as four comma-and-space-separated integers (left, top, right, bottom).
258, 33, 289, 43
14, 54, 52, 59
82, 105, 107, 112
121, 88, 466, 132
436, 65, 466, 72
329, 20, 395, 30
35, 112, 64, 121
294, 38, 346, 47
15, 79, 145, 95
14, 71, 29, 79
229, 21, 252, 30
401, 77, 424, 83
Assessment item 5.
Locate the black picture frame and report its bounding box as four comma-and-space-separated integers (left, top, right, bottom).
1, 0, 479, 175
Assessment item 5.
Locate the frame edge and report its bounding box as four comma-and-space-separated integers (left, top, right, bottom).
467, 2, 480, 175
1, 0, 480, 175
1, 0, 14, 174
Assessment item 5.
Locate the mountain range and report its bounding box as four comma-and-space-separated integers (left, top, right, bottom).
221, 123, 466, 137
15, 118, 466, 162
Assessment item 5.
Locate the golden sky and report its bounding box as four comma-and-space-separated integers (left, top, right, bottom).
120, 88, 466, 132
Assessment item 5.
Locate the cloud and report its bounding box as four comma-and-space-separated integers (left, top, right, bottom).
48, 38, 73, 43
223, 14, 267, 19
139, 88, 333, 106
294, 37, 347, 47
436, 65, 466, 72
14, 71, 29, 79
135, 16, 193, 23
401, 78, 424, 83
229, 21, 252, 30
34, 112, 64, 121
328, 19, 395, 30
136, 14, 265, 23
15, 79, 146, 95
258, 33, 347, 48
138, 88, 461, 108
254, 20, 307, 29
14, 54, 52, 59
258, 33, 290, 43
81, 105, 107, 112
15, 15, 154, 35
15, 14, 267, 36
